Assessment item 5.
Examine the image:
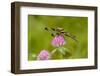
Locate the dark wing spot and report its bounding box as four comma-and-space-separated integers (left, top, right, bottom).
45, 27, 48, 31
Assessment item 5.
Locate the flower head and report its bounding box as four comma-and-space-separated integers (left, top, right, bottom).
37, 50, 51, 60
52, 35, 66, 47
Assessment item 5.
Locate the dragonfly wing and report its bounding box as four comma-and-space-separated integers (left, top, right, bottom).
64, 32, 78, 42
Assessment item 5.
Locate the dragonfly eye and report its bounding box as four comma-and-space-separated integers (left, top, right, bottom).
61, 31, 65, 33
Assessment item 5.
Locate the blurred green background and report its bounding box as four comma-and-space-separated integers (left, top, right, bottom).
28, 15, 88, 61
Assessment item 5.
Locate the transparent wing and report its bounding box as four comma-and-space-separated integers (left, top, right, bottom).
64, 32, 78, 42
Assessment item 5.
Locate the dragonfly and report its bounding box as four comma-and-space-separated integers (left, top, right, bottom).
45, 27, 78, 42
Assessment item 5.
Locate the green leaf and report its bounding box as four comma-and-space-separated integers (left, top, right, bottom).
58, 47, 72, 58
51, 50, 63, 59
51, 48, 57, 55
61, 47, 69, 52
51, 47, 72, 59
62, 47, 72, 58
57, 47, 66, 55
